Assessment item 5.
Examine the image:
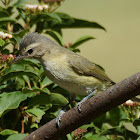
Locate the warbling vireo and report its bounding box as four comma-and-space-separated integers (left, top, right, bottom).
13, 32, 115, 126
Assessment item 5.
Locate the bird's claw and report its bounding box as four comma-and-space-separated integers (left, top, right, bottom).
77, 89, 97, 113
56, 110, 65, 127
77, 101, 82, 112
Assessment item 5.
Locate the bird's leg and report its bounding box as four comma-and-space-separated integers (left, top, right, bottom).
77, 88, 97, 112
56, 97, 73, 127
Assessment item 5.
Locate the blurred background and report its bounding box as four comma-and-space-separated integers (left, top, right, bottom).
57, 0, 140, 82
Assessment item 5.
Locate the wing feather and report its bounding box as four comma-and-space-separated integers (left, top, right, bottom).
68, 54, 115, 84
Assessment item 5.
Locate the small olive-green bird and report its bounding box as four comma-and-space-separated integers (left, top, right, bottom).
14, 32, 115, 126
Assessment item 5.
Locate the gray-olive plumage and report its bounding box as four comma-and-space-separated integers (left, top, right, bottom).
14, 32, 115, 97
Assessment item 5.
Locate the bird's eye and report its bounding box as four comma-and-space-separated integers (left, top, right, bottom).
27, 49, 33, 54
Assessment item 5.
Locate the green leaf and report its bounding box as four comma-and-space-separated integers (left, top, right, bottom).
12, 36, 20, 44
71, 35, 95, 49
0, 129, 18, 136
137, 126, 140, 136
0, 11, 9, 18
33, 13, 62, 29
133, 119, 140, 126
0, 17, 17, 23
48, 13, 62, 23
15, 77, 25, 90
13, 0, 25, 6
41, 88, 51, 94
93, 113, 107, 126
4, 64, 25, 74
39, 66, 44, 76
26, 107, 45, 122
40, 76, 53, 89
0, 6, 13, 17
24, 64, 39, 74
6, 6, 14, 16
30, 13, 62, 32
23, 87, 50, 95
29, 93, 68, 106
133, 119, 140, 135
109, 107, 121, 126
137, 136, 140, 140
100, 127, 122, 136
22, 90, 36, 98
54, 12, 106, 30
0, 84, 7, 90
30, 123, 38, 129
55, 12, 72, 19
0, 71, 39, 84
17, 58, 40, 67
81, 123, 94, 130
100, 126, 138, 140
29, 14, 53, 26
71, 48, 80, 53
83, 134, 107, 140
0, 38, 5, 47
6, 133, 28, 140
22, 75, 30, 85
12, 23, 24, 33
16, 7, 26, 21
1, 49, 10, 54
24, 58, 40, 64
0, 63, 39, 83
50, 93, 68, 105
46, 30, 64, 46
0, 91, 27, 117
66, 134, 73, 140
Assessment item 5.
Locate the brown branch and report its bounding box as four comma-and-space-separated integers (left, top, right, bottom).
23, 72, 140, 140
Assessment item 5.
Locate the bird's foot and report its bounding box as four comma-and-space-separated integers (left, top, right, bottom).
56, 99, 72, 127
77, 101, 83, 112
77, 88, 97, 113
56, 110, 65, 127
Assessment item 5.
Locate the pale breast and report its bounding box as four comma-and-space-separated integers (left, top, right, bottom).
40, 54, 107, 96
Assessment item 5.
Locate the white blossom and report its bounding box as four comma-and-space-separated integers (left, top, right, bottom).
42, 5, 49, 9
25, 4, 48, 11
0, 31, 12, 39
38, 6, 43, 11
125, 100, 134, 106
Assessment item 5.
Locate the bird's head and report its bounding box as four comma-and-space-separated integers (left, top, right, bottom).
13, 32, 54, 63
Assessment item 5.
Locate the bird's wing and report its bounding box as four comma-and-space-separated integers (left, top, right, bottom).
68, 54, 115, 84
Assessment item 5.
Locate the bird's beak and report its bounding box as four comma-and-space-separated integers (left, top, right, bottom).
12, 55, 26, 63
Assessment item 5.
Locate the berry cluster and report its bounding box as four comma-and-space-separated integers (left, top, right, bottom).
124, 99, 139, 107
73, 128, 87, 139
0, 54, 16, 63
